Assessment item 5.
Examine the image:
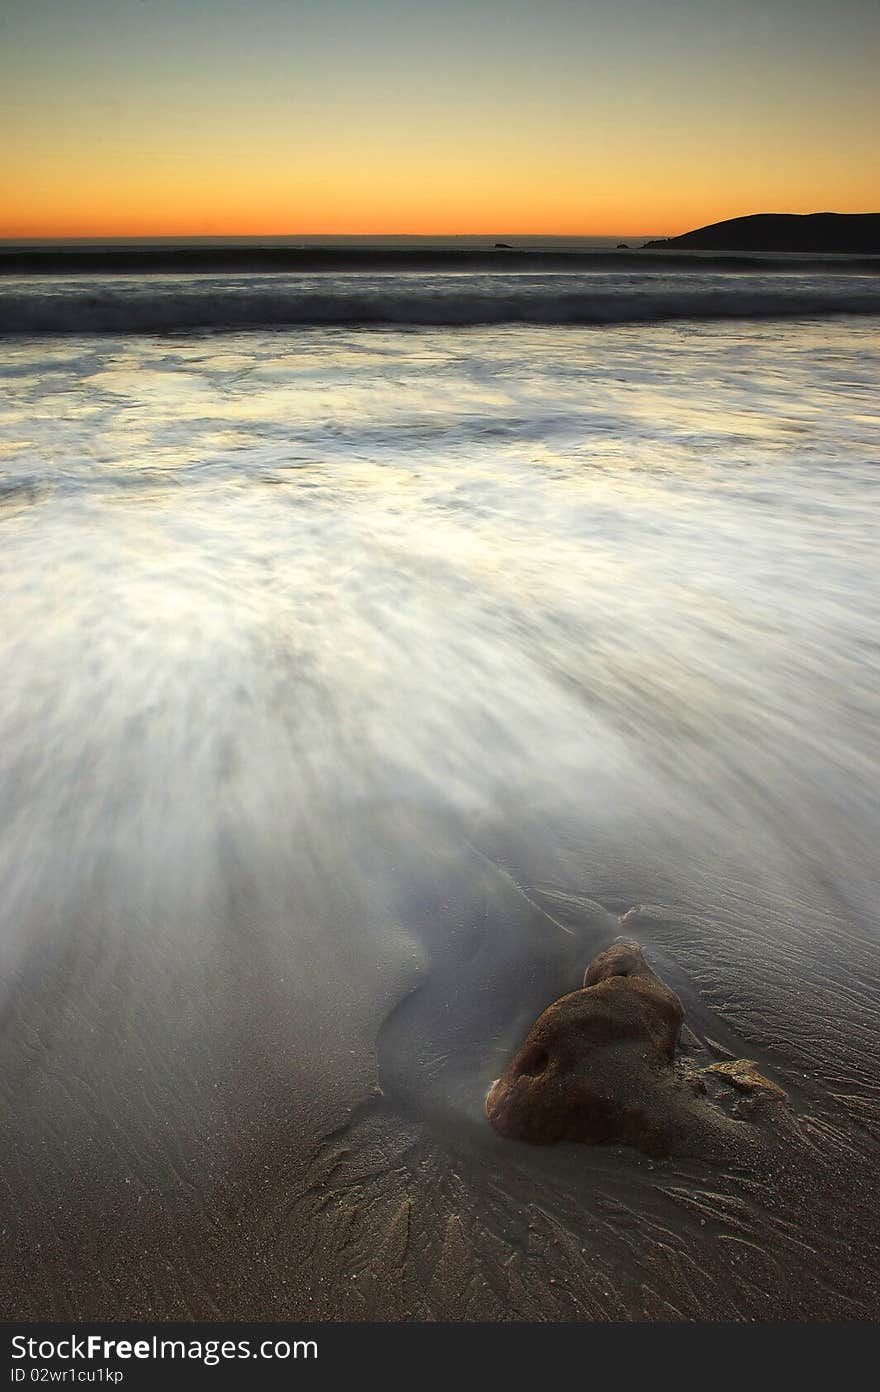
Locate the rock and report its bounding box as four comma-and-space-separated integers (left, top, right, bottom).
700, 1058, 788, 1118
616, 243, 629, 249
486, 938, 788, 1159
494, 242, 513, 249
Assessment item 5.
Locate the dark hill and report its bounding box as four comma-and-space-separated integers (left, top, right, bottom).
645, 213, 880, 255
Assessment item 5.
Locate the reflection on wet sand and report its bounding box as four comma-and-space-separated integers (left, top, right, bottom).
1, 319, 879, 1319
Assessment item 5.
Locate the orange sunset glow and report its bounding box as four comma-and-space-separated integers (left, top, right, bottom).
3, 0, 877, 240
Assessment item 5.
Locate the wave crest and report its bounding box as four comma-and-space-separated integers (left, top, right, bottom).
2, 277, 879, 334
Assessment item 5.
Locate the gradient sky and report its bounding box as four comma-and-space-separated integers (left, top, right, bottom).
1, 0, 877, 238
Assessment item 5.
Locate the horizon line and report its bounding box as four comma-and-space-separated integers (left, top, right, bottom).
0, 230, 667, 242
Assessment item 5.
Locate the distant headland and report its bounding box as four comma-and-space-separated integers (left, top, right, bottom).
644, 212, 880, 255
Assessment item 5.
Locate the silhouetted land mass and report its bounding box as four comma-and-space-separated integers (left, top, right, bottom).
645, 212, 880, 254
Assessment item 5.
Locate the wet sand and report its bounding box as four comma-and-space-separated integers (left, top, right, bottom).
2, 320, 879, 1321
3, 806, 879, 1322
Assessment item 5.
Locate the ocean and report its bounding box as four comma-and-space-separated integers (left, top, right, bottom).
2, 245, 880, 1318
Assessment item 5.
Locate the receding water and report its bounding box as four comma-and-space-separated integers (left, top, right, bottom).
3, 290, 880, 1321
1, 312, 879, 1109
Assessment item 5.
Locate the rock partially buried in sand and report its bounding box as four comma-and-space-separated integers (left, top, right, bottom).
486, 938, 788, 1159
699, 1058, 788, 1116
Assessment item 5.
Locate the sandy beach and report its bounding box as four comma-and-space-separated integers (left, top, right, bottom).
3, 801, 880, 1320
2, 312, 879, 1321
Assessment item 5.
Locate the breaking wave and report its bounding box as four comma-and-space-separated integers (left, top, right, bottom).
2, 273, 879, 335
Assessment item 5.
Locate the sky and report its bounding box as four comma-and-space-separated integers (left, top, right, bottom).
1, 0, 877, 239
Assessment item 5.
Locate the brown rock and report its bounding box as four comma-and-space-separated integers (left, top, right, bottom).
486, 938, 788, 1159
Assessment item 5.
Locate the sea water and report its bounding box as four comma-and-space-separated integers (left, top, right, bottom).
1, 263, 878, 1027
